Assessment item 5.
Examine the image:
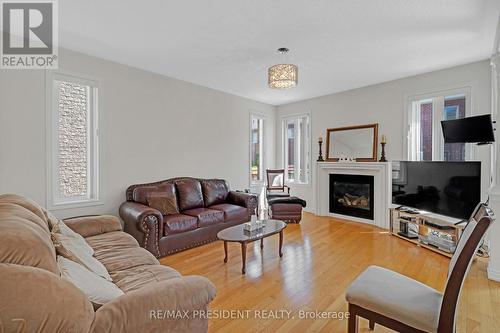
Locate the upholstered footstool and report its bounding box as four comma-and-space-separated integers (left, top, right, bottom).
267, 196, 307, 223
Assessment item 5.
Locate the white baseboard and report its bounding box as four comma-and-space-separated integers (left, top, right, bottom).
487, 266, 500, 282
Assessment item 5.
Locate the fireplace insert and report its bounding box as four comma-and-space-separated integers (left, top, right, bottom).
329, 174, 374, 220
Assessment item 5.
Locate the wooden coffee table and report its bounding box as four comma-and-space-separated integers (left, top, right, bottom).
217, 220, 287, 274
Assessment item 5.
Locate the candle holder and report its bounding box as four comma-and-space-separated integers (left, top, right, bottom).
379, 142, 387, 162
317, 139, 324, 162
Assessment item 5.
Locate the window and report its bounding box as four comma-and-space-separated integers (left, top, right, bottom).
407, 88, 471, 162
47, 73, 99, 208
250, 114, 265, 183
282, 113, 311, 184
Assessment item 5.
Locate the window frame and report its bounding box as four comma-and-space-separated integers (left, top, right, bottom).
249, 112, 266, 186
281, 112, 311, 186
404, 86, 474, 162
46, 71, 101, 210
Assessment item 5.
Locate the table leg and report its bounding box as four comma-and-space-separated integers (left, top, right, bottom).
260, 238, 264, 249
241, 242, 247, 274
223, 241, 228, 263
279, 230, 283, 257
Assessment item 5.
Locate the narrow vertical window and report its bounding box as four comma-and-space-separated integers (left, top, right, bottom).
250, 114, 265, 183
282, 113, 311, 184
48, 74, 99, 208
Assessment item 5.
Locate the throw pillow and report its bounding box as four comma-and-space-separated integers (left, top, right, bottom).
51, 226, 112, 281
52, 220, 94, 255
58, 256, 123, 309
147, 193, 179, 215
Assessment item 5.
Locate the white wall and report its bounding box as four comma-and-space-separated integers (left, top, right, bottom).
0, 49, 275, 218
276, 60, 492, 212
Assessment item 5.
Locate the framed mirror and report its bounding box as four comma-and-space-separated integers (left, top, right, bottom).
326, 123, 378, 161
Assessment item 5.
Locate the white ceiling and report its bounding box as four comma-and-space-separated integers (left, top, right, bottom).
59, 0, 500, 106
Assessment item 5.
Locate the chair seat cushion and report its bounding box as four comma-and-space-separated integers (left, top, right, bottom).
183, 208, 224, 227
163, 214, 198, 235
209, 204, 248, 222
346, 266, 443, 333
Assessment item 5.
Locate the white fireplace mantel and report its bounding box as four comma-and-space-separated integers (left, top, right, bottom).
315, 162, 392, 229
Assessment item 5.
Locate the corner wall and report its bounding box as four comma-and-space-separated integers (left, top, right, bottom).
276, 60, 492, 213
0, 48, 275, 218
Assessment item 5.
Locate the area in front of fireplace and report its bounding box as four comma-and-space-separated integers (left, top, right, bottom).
329, 173, 375, 220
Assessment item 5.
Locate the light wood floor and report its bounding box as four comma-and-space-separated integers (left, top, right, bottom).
160, 212, 500, 333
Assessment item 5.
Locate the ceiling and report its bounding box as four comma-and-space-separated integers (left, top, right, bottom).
59, 0, 500, 106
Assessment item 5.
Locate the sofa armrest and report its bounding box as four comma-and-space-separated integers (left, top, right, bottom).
91, 276, 216, 333
63, 215, 122, 237
119, 201, 163, 257
228, 191, 258, 217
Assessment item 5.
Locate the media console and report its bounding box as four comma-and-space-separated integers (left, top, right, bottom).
389, 206, 466, 257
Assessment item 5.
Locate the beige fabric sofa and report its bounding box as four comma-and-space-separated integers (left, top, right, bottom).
0, 194, 216, 333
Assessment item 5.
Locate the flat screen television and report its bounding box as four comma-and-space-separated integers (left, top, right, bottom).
441, 114, 495, 144
392, 161, 481, 220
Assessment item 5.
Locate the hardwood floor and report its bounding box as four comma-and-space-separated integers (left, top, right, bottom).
160, 212, 500, 333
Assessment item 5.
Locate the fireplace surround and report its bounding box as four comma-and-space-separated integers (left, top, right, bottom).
316, 162, 391, 229
330, 174, 374, 220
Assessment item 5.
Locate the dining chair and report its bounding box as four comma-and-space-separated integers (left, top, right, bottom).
266, 169, 290, 197
345, 203, 494, 333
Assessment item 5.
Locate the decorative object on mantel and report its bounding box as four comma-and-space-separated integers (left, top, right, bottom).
338, 156, 356, 163
379, 134, 387, 162
326, 123, 378, 162
317, 136, 324, 161
268, 47, 298, 89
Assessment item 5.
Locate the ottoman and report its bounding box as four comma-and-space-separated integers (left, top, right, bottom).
268, 196, 307, 223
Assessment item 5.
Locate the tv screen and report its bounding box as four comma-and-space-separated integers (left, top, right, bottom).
441, 114, 495, 144
392, 161, 481, 219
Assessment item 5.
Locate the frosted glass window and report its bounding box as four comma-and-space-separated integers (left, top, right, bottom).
49, 74, 99, 207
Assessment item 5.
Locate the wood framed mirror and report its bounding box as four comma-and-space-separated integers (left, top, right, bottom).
326, 123, 378, 161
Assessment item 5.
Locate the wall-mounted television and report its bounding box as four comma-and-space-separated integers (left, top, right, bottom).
392, 161, 481, 220
441, 114, 495, 144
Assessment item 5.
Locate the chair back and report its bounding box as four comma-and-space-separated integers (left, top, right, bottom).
438, 203, 494, 332
266, 169, 285, 191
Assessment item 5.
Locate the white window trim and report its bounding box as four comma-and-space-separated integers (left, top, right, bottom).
403, 85, 475, 162
45, 71, 102, 211
280, 111, 312, 186
249, 112, 267, 186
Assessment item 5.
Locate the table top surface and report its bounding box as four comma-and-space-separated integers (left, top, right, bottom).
217, 220, 286, 242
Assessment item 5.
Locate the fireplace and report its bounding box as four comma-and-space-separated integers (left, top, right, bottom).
329, 174, 374, 220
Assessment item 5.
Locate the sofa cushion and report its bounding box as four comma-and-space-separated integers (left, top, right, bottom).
58, 256, 124, 309
0, 202, 58, 274
111, 265, 182, 293
86, 232, 159, 274
183, 208, 224, 227
201, 179, 229, 206
210, 204, 248, 222
163, 214, 198, 235
147, 192, 179, 215
0, 263, 95, 333
131, 182, 177, 206
85, 231, 139, 252
175, 179, 204, 210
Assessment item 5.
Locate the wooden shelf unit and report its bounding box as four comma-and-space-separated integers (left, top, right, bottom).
389, 207, 466, 258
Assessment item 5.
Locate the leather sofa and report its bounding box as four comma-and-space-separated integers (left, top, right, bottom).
120, 177, 258, 258
0, 194, 216, 333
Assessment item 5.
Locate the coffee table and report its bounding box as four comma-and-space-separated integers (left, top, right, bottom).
217, 220, 287, 274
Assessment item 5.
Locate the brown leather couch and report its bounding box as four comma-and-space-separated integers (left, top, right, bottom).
120, 177, 258, 258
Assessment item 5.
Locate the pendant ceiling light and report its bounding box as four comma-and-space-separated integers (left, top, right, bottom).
268, 48, 298, 89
